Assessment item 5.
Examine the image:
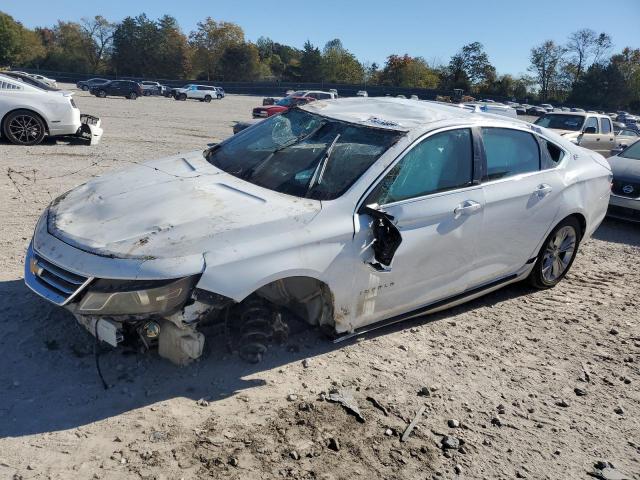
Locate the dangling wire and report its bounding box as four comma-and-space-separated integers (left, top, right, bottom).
94, 319, 109, 390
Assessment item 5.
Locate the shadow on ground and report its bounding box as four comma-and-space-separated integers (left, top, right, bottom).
1, 218, 636, 439
593, 217, 640, 247
0, 276, 531, 439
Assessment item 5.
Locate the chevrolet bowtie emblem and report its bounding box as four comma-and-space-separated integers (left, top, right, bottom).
29, 257, 43, 276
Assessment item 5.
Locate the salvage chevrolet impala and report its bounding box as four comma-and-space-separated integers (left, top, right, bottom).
25, 98, 612, 365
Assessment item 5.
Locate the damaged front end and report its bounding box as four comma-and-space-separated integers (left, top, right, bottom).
72, 114, 103, 145
25, 244, 232, 365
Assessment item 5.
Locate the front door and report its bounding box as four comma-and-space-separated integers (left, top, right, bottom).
351, 127, 485, 329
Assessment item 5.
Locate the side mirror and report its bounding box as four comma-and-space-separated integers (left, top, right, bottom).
583, 126, 597, 134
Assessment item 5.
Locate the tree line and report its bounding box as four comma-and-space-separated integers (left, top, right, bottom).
0, 11, 638, 110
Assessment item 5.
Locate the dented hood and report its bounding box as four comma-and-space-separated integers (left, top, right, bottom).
48, 151, 321, 259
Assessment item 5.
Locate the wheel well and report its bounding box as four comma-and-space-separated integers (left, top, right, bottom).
1, 109, 49, 136
252, 276, 335, 329
566, 213, 587, 239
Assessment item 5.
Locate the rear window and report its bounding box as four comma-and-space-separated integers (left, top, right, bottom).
534, 114, 584, 131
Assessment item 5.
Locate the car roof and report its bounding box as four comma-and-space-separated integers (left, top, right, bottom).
300, 97, 495, 132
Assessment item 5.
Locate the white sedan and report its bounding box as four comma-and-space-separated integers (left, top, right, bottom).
0, 72, 102, 145
24, 98, 611, 364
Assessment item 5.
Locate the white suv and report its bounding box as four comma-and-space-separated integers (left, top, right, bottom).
173, 84, 221, 102
24, 98, 610, 365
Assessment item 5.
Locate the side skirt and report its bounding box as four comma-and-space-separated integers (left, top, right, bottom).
333, 272, 522, 343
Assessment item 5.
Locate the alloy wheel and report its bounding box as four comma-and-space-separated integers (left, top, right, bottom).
8, 115, 43, 145
541, 226, 577, 283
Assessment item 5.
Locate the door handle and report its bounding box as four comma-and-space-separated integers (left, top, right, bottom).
596, 138, 600, 141
454, 200, 482, 216
535, 184, 553, 197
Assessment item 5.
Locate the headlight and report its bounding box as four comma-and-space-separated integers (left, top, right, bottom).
77, 276, 196, 315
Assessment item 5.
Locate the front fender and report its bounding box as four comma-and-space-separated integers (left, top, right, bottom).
198, 241, 346, 302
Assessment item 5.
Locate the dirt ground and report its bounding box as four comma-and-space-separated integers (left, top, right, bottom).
0, 86, 639, 480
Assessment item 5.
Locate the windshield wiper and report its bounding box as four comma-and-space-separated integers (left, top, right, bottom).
306, 133, 341, 197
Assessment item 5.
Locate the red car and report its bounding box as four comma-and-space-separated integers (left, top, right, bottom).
252, 96, 316, 118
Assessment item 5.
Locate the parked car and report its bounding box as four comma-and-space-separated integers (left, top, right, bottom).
140, 81, 163, 96
540, 103, 554, 112
252, 96, 315, 118
606, 139, 640, 222
25, 73, 57, 88
24, 98, 611, 365
173, 84, 219, 102
77, 78, 110, 91
214, 86, 225, 99
0, 72, 102, 146
515, 106, 527, 115
534, 112, 616, 157
610, 129, 640, 156
570, 108, 585, 112
356, 90, 368, 97
290, 90, 337, 101
527, 106, 548, 116
91, 80, 142, 100
462, 102, 517, 118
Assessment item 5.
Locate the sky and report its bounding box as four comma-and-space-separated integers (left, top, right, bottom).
2, 0, 639, 76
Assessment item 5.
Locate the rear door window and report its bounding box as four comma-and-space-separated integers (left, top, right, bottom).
600, 118, 612, 134
481, 128, 540, 181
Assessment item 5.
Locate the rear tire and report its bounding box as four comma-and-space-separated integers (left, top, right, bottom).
97, 90, 107, 98
128, 92, 138, 100
81, 85, 89, 91
3, 109, 46, 146
528, 217, 581, 289
204, 95, 212, 103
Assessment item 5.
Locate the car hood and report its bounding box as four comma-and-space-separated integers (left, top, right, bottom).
47, 151, 322, 260
548, 129, 581, 137
608, 155, 640, 180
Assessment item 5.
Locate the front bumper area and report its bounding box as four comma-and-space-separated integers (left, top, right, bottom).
24, 230, 226, 364
608, 194, 640, 222
75, 114, 103, 145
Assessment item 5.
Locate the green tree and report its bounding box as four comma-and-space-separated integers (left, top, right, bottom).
0, 12, 44, 67
189, 18, 244, 80
218, 42, 261, 81
565, 29, 612, 85
321, 39, 363, 83
80, 15, 114, 72
156, 15, 190, 78
380, 54, 438, 88
529, 40, 566, 100
300, 40, 322, 82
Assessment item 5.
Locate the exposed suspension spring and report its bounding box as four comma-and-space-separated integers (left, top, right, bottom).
225, 297, 289, 363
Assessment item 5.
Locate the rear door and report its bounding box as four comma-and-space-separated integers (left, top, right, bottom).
351, 127, 485, 326
599, 117, 615, 156
473, 127, 565, 283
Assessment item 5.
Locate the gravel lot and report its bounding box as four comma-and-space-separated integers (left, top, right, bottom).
0, 86, 639, 480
